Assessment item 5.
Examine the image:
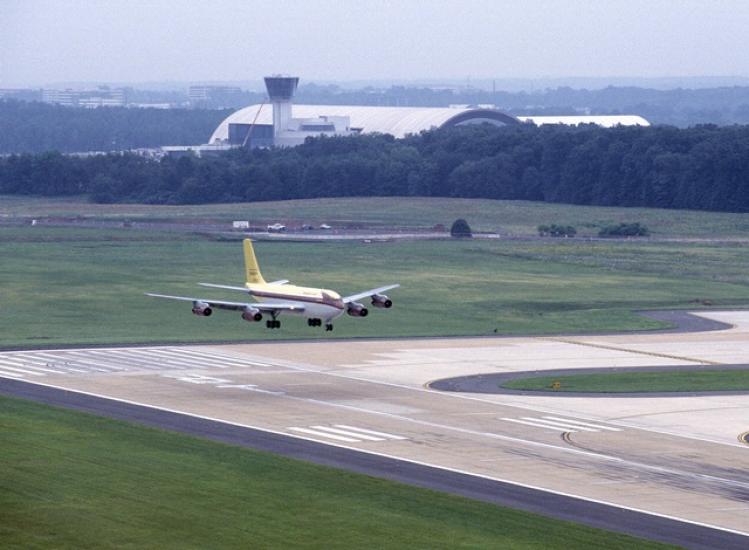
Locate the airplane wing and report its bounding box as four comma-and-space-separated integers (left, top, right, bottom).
145, 293, 304, 312
343, 284, 400, 304
198, 280, 289, 292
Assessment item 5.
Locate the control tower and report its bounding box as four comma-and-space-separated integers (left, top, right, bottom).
264, 76, 299, 138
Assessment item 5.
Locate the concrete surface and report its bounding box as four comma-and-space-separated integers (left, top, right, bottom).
2, 309, 749, 547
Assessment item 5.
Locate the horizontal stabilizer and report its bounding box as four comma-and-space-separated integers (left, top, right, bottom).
199, 283, 248, 292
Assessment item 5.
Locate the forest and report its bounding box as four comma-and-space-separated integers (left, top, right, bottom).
0, 100, 229, 154
2, 123, 749, 213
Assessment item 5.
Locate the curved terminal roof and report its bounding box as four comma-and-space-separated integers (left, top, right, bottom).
209, 105, 650, 143
210, 104, 519, 143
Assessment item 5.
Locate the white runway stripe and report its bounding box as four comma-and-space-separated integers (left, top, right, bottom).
520, 417, 599, 432
98, 349, 199, 370
2, 353, 88, 373
114, 349, 220, 370
542, 416, 623, 432
0, 369, 26, 379
70, 350, 153, 370
310, 425, 385, 441
63, 351, 131, 371
501, 417, 579, 432
0, 356, 67, 374
24, 352, 105, 373
130, 348, 259, 370
30, 352, 115, 373
0, 364, 45, 376
288, 427, 360, 442
333, 425, 409, 440
95, 348, 234, 371
178, 348, 272, 367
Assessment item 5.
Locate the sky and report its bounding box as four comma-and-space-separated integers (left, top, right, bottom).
3, 0, 749, 87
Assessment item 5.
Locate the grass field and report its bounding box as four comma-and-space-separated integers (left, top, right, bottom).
4, 225, 749, 347
5, 195, 749, 237
502, 369, 749, 393
0, 395, 672, 549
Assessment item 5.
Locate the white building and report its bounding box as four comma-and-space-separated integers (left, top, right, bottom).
208, 76, 649, 149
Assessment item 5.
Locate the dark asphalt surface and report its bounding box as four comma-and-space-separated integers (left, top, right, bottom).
1, 378, 747, 549
430, 364, 749, 397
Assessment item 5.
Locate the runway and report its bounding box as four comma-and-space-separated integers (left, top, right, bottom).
2, 310, 749, 548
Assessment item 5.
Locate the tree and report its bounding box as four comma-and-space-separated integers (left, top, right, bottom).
450, 218, 472, 238
598, 222, 650, 237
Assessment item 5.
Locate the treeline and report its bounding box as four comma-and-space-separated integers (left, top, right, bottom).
297, 84, 749, 127
2, 123, 749, 213
0, 100, 231, 154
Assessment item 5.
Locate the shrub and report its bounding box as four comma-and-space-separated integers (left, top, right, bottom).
598, 222, 650, 237
538, 224, 576, 237
450, 218, 473, 238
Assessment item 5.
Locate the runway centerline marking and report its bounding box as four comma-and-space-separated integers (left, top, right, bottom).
542, 416, 622, 431
502, 417, 579, 432
520, 417, 600, 432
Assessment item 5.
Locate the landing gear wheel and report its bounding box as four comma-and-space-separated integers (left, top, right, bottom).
308, 318, 322, 327
325, 323, 333, 332
267, 319, 281, 329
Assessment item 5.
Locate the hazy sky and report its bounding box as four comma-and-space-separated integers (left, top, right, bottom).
3, 0, 749, 86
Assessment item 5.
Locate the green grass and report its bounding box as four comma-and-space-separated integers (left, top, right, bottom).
501, 369, 749, 393
0, 395, 672, 549
3, 225, 749, 348
5, 195, 749, 237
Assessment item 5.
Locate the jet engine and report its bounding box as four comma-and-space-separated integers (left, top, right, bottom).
346, 302, 369, 317
371, 294, 393, 308
191, 302, 213, 316
241, 307, 263, 322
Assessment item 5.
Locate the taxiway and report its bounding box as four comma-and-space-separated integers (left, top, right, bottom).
2, 310, 749, 548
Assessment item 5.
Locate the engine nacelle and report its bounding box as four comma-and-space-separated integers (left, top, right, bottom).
191, 302, 212, 317
346, 302, 369, 317
241, 307, 263, 322
371, 294, 393, 308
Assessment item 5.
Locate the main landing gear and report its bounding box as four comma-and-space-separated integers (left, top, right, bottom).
308, 318, 333, 331
266, 319, 281, 329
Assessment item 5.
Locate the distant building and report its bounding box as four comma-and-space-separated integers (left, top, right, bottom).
188, 85, 245, 109
209, 76, 650, 149
41, 86, 129, 108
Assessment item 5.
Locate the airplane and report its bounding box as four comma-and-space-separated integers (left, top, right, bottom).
146, 239, 399, 332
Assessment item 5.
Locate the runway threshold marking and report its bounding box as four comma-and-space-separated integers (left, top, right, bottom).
0, 347, 278, 376
288, 425, 407, 443
540, 336, 723, 365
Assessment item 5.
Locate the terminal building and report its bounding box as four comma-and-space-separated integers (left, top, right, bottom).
207, 76, 650, 150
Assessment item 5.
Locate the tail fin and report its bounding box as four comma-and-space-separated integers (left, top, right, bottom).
243, 239, 266, 285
